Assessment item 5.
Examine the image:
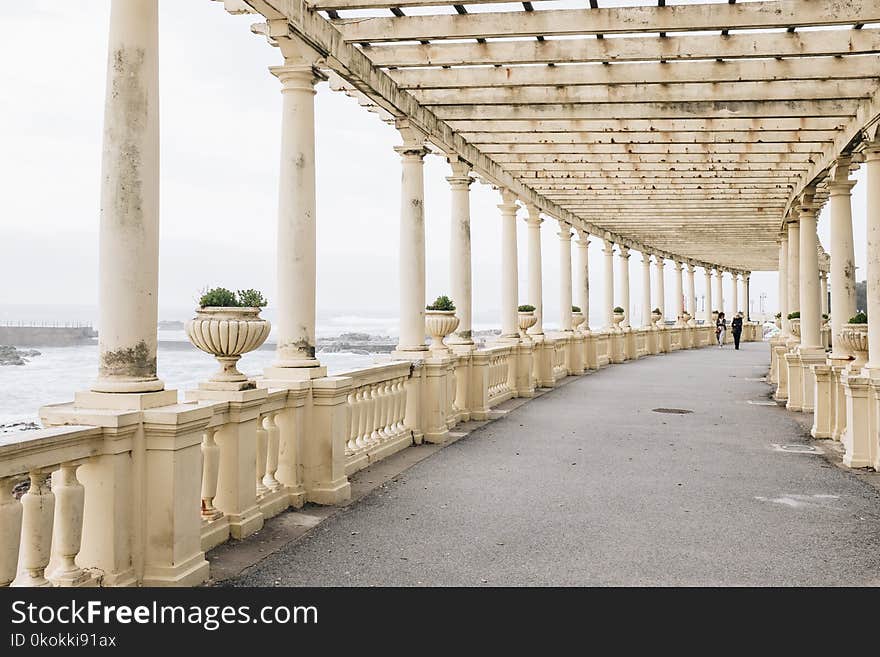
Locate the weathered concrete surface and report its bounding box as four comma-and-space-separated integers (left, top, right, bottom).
229, 342, 880, 586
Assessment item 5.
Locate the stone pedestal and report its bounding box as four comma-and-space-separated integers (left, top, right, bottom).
811, 363, 833, 438
829, 360, 852, 441
773, 344, 790, 401
568, 332, 585, 375
515, 340, 537, 396
798, 347, 826, 413
784, 351, 804, 411
532, 335, 556, 387
140, 403, 213, 586
307, 377, 353, 504
610, 330, 626, 364
582, 331, 598, 370
843, 371, 873, 468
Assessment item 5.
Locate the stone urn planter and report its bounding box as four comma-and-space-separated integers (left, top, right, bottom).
681, 311, 692, 325
186, 307, 271, 390
571, 311, 584, 330
650, 309, 662, 329
518, 310, 537, 337
790, 319, 801, 338
612, 310, 625, 331
840, 323, 868, 370
425, 310, 459, 355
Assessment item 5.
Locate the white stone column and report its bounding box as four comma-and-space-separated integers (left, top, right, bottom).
654, 256, 666, 321
779, 237, 789, 335
618, 246, 631, 327
499, 189, 520, 339
603, 239, 615, 329
714, 269, 724, 319
799, 200, 822, 349
864, 144, 880, 374
732, 272, 740, 316
525, 204, 544, 336
673, 261, 684, 324
828, 164, 857, 358
704, 267, 713, 325
788, 215, 801, 318
686, 263, 696, 324
447, 158, 473, 346
394, 128, 429, 353
93, 0, 163, 393
575, 230, 590, 330
820, 273, 828, 317
269, 59, 323, 373
641, 253, 652, 328
558, 221, 574, 332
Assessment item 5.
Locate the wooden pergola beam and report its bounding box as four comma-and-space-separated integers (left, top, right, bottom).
493, 153, 815, 163
363, 30, 880, 68
390, 56, 880, 89
432, 100, 858, 120
462, 131, 837, 145
481, 143, 823, 155
446, 118, 848, 133
333, 1, 878, 42
412, 80, 875, 106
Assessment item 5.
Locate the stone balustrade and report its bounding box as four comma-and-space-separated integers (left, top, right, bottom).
1, 327, 756, 588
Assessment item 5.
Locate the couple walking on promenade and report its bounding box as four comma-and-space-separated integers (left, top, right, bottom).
716, 312, 744, 349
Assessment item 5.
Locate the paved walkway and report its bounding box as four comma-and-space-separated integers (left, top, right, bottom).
230, 342, 880, 586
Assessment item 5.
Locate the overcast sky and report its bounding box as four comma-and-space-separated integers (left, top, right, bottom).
0, 1, 869, 331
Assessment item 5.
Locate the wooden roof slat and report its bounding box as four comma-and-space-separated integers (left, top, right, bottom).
332, 1, 879, 43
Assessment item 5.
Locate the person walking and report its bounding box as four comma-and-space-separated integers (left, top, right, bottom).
731, 312, 743, 350
716, 311, 727, 347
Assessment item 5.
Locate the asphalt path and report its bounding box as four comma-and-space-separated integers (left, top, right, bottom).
230, 341, 880, 586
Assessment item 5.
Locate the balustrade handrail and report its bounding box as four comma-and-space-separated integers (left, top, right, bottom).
0, 426, 103, 479
336, 360, 412, 387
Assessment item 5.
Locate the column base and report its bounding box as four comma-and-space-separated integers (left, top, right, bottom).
306, 478, 351, 505
225, 504, 264, 540
141, 551, 210, 588
74, 388, 177, 411
263, 365, 327, 382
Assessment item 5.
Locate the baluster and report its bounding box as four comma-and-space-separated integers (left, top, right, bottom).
0, 477, 22, 587
201, 428, 222, 521
377, 381, 391, 440
346, 391, 358, 453
263, 413, 281, 491
50, 463, 87, 585
390, 379, 402, 434
368, 384, 381, 444
356, 388, 369, 449
14, 471, 54, 587
255, 414, 269, 498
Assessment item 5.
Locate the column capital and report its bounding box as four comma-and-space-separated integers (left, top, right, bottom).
446, 156, 472, 188
524, 203, 543, 226
602, 239, 615, 255
270, 62, 320, 92
395, 120, 429, 159
642, 252, 652, 266
685, 262, 696, 274
576, 229, 590, 246
673, 260, 684, 272
619, 245, 630, 259
827, 179, 857, 197
497, 187, 519, 213
654, 255, 664, 268
557, 219, 573, 240
862, 140, 880, 161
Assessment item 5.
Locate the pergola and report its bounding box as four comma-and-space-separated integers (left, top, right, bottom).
222, 0, 878, 273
